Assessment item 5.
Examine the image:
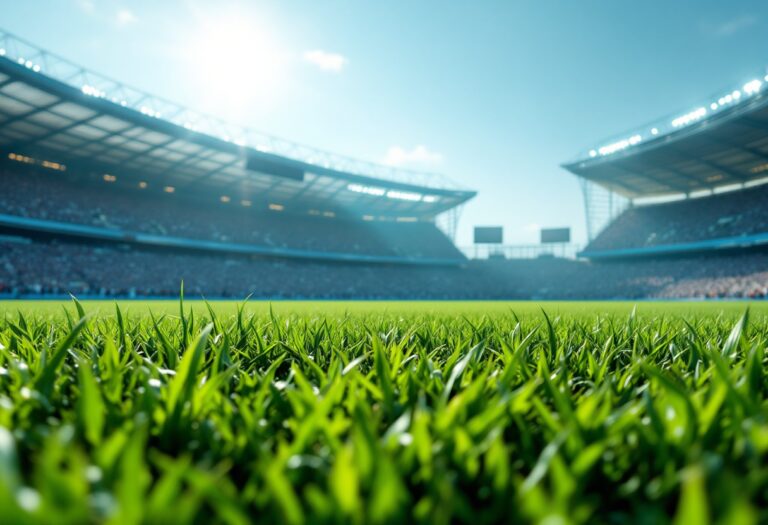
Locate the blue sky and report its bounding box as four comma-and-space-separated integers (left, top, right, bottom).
4, 0, 768, 246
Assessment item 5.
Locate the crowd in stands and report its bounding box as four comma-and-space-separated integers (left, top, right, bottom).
3, 236, 768, 300
588, 183, 768, 251
5, 165, 768, 301
0, 238, 468, 299
475, 253, 768, 300
0, 167, 462, 260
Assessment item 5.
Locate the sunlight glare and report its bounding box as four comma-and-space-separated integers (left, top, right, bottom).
187, 13, 287, 117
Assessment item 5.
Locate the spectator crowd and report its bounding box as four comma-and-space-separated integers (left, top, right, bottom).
3, 237, 768, 300
589, 183, 768, 251
4, 165, 768, 300
0, 167, 462, 260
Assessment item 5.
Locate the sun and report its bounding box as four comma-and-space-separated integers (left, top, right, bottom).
186, 12, 287, 119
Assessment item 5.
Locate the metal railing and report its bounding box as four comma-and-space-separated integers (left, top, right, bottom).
0, 28, 463, 190
570, 69, 768, 164
461, 243, 582, 260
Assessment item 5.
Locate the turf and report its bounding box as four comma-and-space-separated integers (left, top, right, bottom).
0, 298, 766, 524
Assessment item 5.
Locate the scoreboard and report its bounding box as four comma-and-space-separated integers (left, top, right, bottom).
474, 226, 503, 244
540, 228, 570, 244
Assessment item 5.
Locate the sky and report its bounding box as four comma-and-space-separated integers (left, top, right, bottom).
3, 0, 768, 246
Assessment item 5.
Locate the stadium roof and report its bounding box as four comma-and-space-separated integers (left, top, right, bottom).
0, 29, 475, 218
562, 73, 768, 199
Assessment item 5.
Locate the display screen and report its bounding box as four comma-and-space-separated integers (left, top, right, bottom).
474, 226, 503, 244
246, 151, 305, 181
540, 228, 571, 243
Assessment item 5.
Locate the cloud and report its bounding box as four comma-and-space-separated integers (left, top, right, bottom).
116, 9, 137, 25
303, 50, 347, 72
704, 14, 758, 37
383, 145, 443, 167
77, 0, 95, 14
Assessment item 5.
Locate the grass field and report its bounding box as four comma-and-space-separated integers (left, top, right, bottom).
0, 298, 767, 523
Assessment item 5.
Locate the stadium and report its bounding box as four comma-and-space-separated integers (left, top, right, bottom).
0, 30, 476, 299
4, 28, 768, 300
4, 6, 768, 524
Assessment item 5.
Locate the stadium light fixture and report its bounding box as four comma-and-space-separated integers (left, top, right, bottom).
140, 106, 161, 118
362, 215, 375, 221
269, 203, 284, 211
164, 186, 175, 193
9, 153, 35, 165
103, 174, 117, 182
82, 84, 106, 98
220, 195, 231, 203
138, 181, 148, 189
241, 200, 252, 207
744, 79, 762, 96
347, 183, 386, 197
585, 71, 768, 160
323, 211, 335, 217
671, 107, 706, 128
41, 160, 65, 172
386, 190, 422, 202
744, 175, 768, 188
597, 135, 642, 156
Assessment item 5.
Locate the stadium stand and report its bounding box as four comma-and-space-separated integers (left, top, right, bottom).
562, 70, 768, 285
586, 182, 768, 252
0, 165, 464, 261
0, 236, 471, 299
0, 29, 476, 275
3, 235, 768, 300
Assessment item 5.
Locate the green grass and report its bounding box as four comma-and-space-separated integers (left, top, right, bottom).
1, 298, 767, 523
